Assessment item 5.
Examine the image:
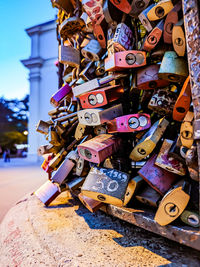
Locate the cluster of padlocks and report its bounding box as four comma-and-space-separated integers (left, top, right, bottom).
34, 0, 199, 228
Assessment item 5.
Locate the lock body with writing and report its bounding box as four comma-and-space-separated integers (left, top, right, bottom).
155, 139, 186, 176
81, 167, 130, 206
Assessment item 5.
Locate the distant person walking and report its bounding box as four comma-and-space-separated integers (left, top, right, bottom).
3, 149, 10, 162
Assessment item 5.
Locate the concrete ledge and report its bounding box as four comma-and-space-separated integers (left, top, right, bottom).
1, 193, 200, 266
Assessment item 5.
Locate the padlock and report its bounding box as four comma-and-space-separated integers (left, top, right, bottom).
59, 17, 85, 39
112, 23, 134, 51
136, 64, 169, 90
94, 125, 107, 136
79, 61, 96, 81
138, 4, 156, 32
148, 87, 177, 116
81, 39, 103, 61
107, 113, 151, 133
77, 104, 123, 126
78, 134, 121, 164
34, 180, 61, 206
36, 120, 51, 135
130, 117, 169, 161
66, 177, 85, 191
173, 76, 191, 121
129, 0, 150, 18
41, 154, 54, 173
81, 166, 130, 206
103, 156, 130, 172
143, 19, 164, 51
51, 0, 74, 15
48, 126, 61, 146
180, 210, 200, 228
48, 148, 67, 171
147, 0, 174, 21
82, 0, 104, 24
108, 0, 132, 14
51, 156, 75, 185
154, 181, 191, 226
105, 50, 146, 71
76, 157, 89, 176
135, 185, 161, 208
37, 144, 61, 156
168, 135, 186, 163
80, 12, 93, 33
95, 60, 106, 76
78, 85, 124, 109
72, 73, 127, 97
78, 193, 104, 212
59, 45, 80, 67
123, 175, 144, 206
103, 0, 123, 29
50, 83, 72, 107
172, 19, 186, 57
93, 16, 108, 49
75, 123, 91, 140
155, 139, 186, 176
138, 154, 180, 195
163, 1, 182, 44
158, 51, 188, 82
180, 111, 194, 148
67, 97, 77, 114
185, 145, 199, 182
53, 111, 78, 123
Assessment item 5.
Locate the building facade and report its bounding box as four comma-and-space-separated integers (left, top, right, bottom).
21, 20, 58, 161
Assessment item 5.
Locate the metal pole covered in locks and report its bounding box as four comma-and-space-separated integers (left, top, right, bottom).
33, 0, 200, 250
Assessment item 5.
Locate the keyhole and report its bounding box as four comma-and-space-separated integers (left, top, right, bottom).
165, 203, 179, 217
175, 38, 183, 46
155, 6, 164, 18
97, 195, 106, 201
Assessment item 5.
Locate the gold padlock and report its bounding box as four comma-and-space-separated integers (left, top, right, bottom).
154, 181, 191, 226
172, 19, 186, 57
180, 111, 194, 148
129, 117, 169, 161
123, 176, 144, 206
147, 0, 174, 21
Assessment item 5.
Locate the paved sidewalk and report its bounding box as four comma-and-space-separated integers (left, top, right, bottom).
0, 191, 200, 267
0, 157, 41, 168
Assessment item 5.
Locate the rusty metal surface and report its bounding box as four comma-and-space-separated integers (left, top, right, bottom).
182, 0, 200, 210
102, 204, 200, 251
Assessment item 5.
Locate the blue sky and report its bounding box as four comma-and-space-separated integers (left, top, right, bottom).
0, 0, 56, 100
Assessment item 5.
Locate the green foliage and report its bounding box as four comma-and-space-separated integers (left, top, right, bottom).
0, 95, 29, 148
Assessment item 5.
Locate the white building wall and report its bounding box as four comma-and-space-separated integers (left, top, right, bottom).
21, 20, 58, 161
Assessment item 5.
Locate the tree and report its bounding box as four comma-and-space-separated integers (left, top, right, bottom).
0, 95, 29, 149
